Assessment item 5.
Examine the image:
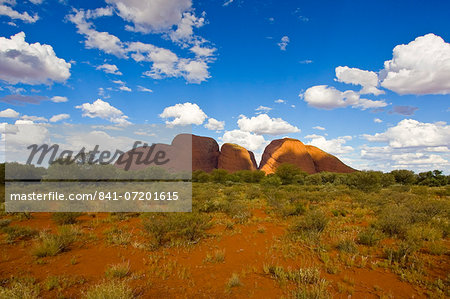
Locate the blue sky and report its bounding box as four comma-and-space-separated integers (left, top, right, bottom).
0, 0, 449, 172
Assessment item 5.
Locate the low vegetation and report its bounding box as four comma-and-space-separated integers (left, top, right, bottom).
142, 212, 211, 248
33, 225, 81, 257
83, 280, 134, 299
52, 212, 83, 225
0, 162, 448, 298
0, 277, 40, 299
105, 262, 131, 279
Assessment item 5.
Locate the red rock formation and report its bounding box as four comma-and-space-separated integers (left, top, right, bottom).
259, 138, 317, 174
172, 134, 219, 172
115, 134, 355, 175
259, 138, 356, 174
305, 145, 355, 173
218, 143, 258, 172
114, 143, 186, 172
115, 134, 219, 173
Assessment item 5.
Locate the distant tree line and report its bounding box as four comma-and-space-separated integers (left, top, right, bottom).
1, 162, 448, 190
0, 162, 188, 182
193, 164, 449, 191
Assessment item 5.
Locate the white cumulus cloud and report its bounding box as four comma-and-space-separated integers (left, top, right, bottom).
363, 119, 450, 149
51, 96, 68, 103
0, 0, 39, 23
204, 118, 225, 131
0, 32, 71, 85
106, 0, 192, 33
301, 85, 387, 110
237, 114, 300, 135
305, 134, 353, 155
96, 63, 122, 75
137, 85, 153, 92
159, 102, 207, 126
380, 33, 450, 95
76, 99, 130, 124
129, 42, 211, 84
169, 12, 205, 43
335, 66, 383, 95
0, 108, 19, 118
67, 9, 127, 58
255, 105, 272, 112
221, 130, 267, 152
49, 113, 70, 122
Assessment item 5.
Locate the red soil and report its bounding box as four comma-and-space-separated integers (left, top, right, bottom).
0, 210, 443, 298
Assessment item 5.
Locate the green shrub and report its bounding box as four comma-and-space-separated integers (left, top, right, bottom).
305, 174, 323, 186
346, 171, 382, 192
211, 169, 230, 183
417, 170, 448, 186
142, 212, 210, 247
406, 224, 442, 242
376, 205, 412, 238
223, 201, 252, 223
0, 218, 11, 228
380, 173, 396, 187
175, 213, 211, 241
234, 170, 265, 183
2, 225, 38, 243
290, 210, 329, 234
390, 169, 417, 185
336, 239, 358, 253
52, 212, 83, 225
192, 170, 210, 182
384, 240, 419, 264
282, 202, 306, 217
428, 241, 447, 255
275, 163, 305, 185
260, 175, 282, 187
142, 214, 173, 247
357, 228, 382, 246
409, 199, 448, 223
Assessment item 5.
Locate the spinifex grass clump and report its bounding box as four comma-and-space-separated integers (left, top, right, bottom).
105, 262, 130, 279
357, 227, 382, 246
226, 273, 241, 290
0, 277, 40, 299
142, 212, 211, 248
33, 225, 80, 257
2, 225, 38, 243
83, 280, 134, 299
52, 212, 83, 225
104, 226, 132, 246
336, 238, 358, 253
0, 219, 11, 228
384, 240, 420, 264
263, 265, 330, 299
290, 210, 329, 235
264, 265, 321, 285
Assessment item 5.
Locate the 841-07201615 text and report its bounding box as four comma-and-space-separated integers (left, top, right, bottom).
9, 191, 179, 201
